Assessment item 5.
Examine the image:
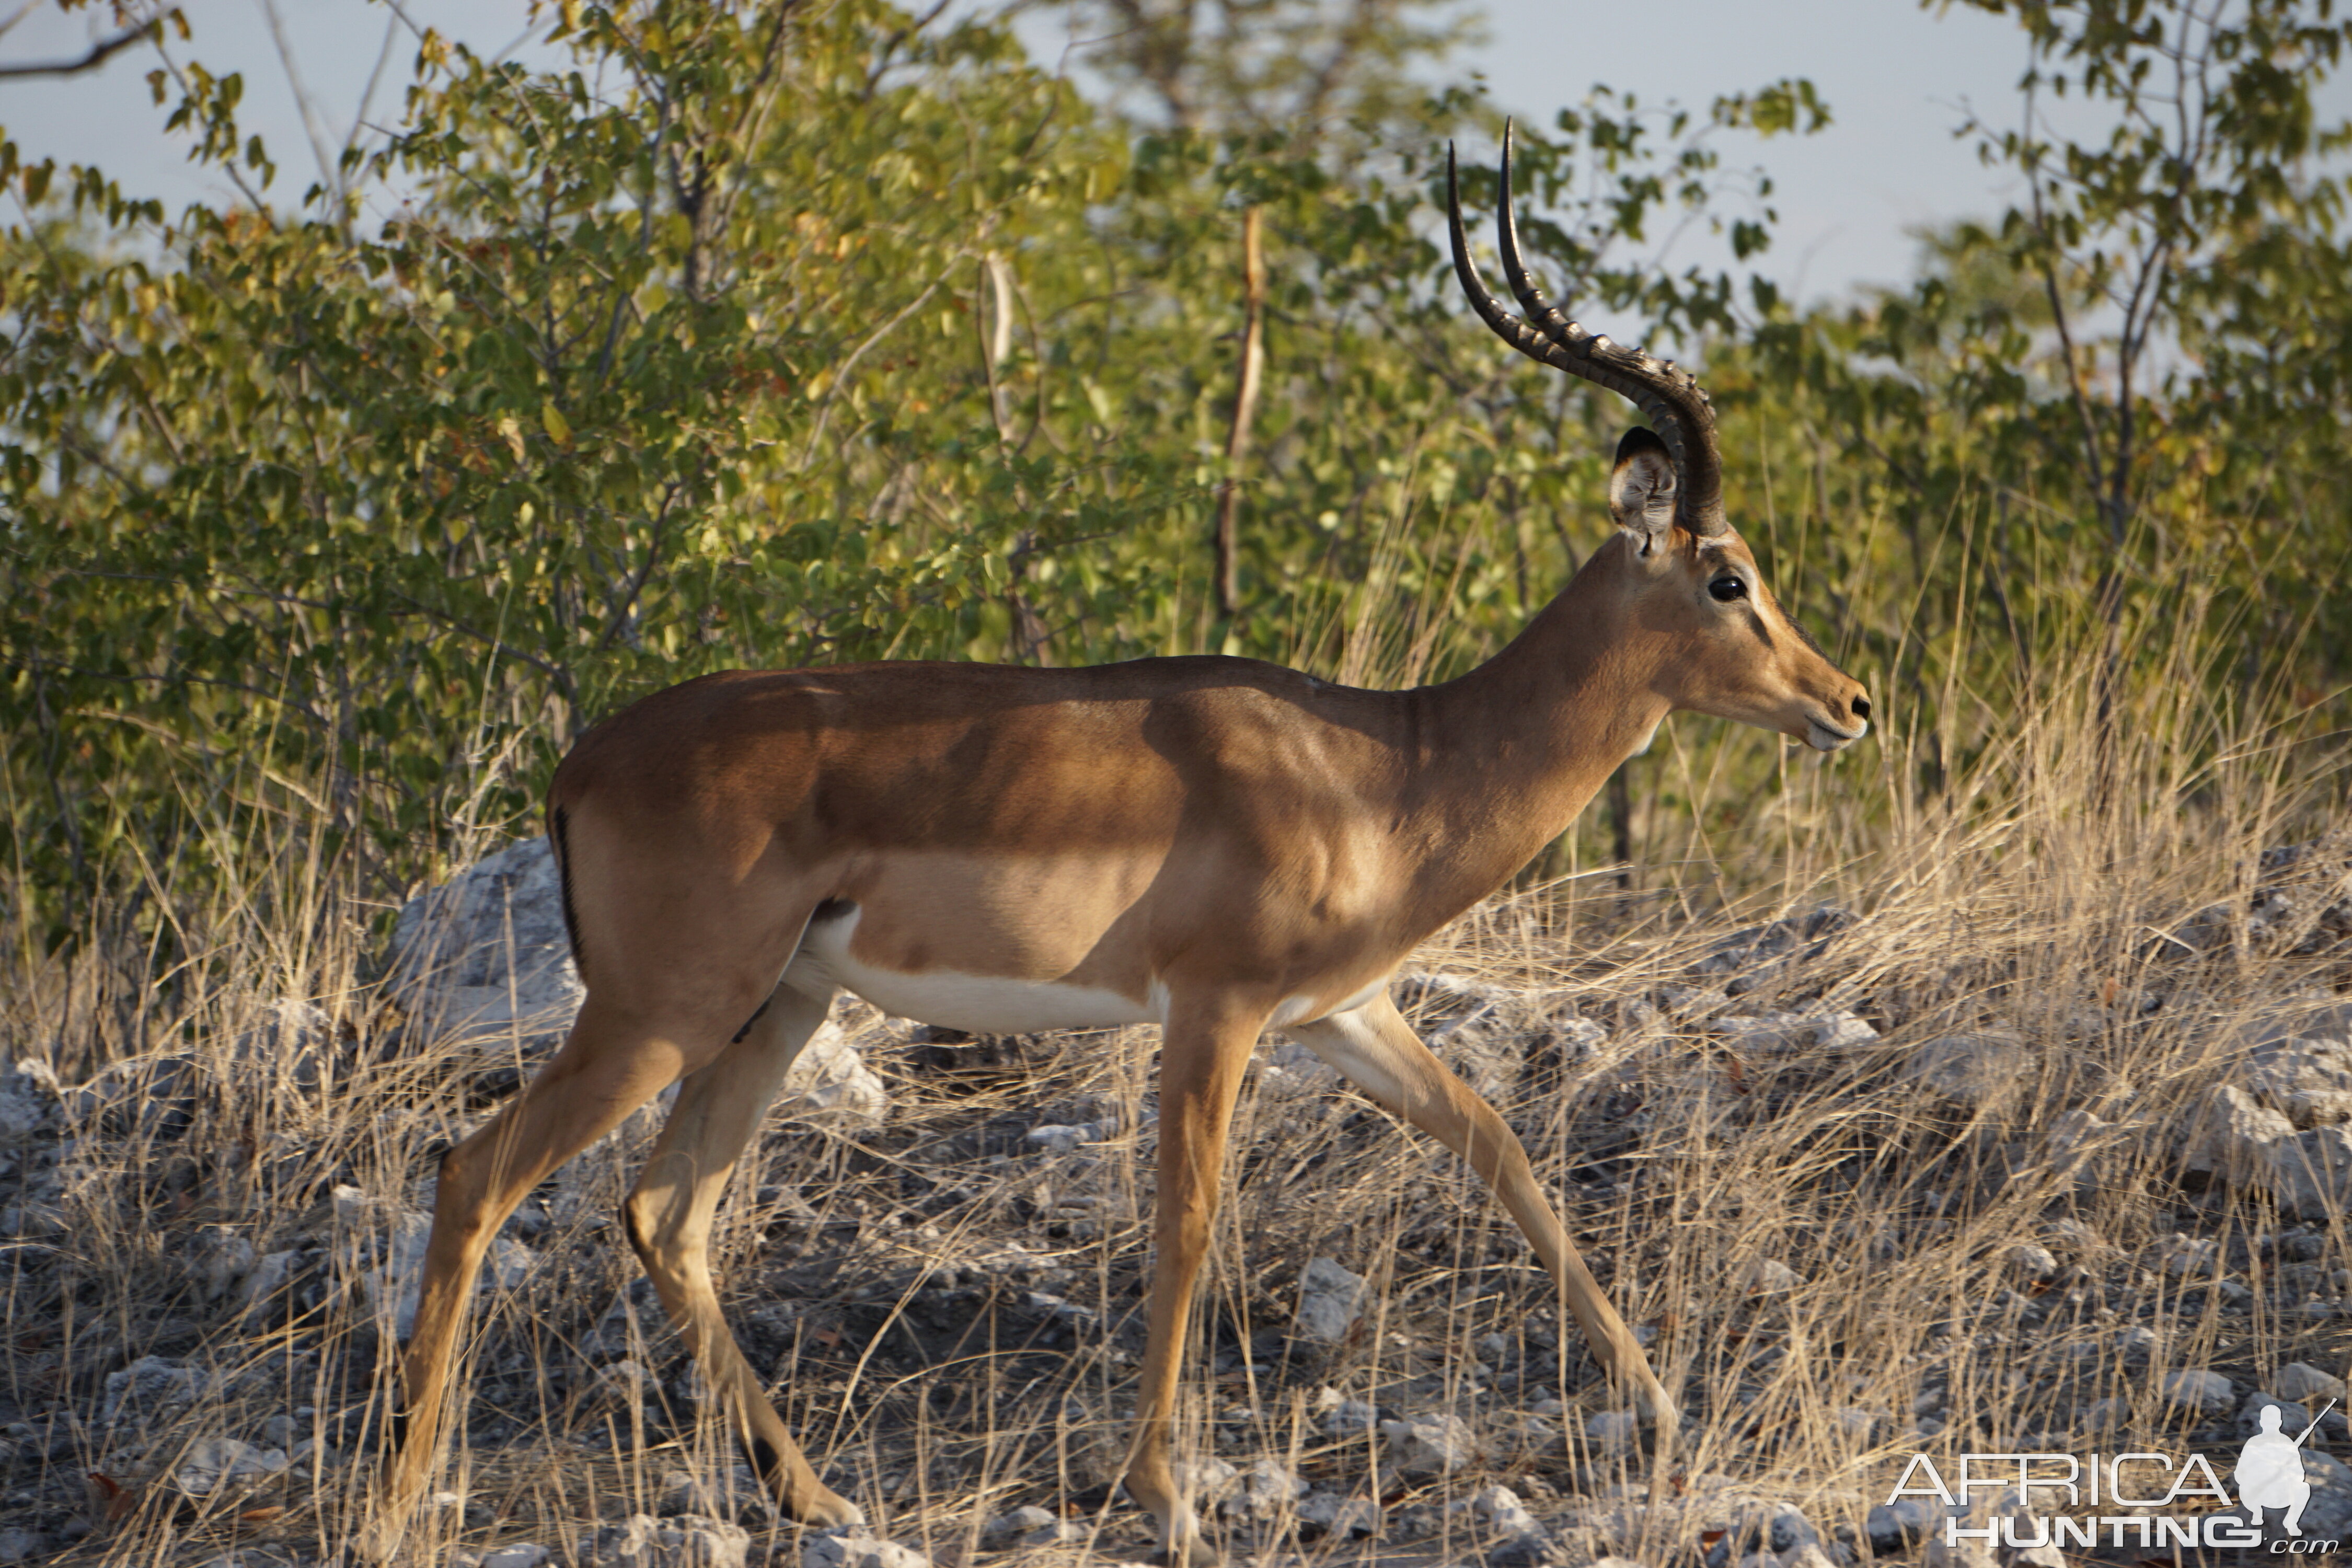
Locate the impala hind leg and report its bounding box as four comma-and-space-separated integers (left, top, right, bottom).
621, 981, 863, 1528
1286, 994, 1679, 1448
1122, 998, 1266, 1568
361, 993, 708, 1562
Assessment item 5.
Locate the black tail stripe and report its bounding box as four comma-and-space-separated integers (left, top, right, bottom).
550, 804, 587, 981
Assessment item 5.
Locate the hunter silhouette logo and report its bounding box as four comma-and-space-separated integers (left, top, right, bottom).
2236, 1399, 2336, 1535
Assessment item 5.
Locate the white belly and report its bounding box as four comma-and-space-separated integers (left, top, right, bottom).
783, 905, 1161, 1033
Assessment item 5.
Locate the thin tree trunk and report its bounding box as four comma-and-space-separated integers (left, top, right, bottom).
1212, 206, 1265, 625
1607, 764, 1635, 916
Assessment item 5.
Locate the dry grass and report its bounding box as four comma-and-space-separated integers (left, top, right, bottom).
4, 608, 2350, 1568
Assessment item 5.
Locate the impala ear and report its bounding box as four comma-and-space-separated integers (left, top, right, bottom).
1608, 427, 1678, 552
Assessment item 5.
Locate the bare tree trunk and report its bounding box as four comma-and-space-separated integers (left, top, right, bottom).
1607, 764, 1635, 915
1212, 205, 1266, 624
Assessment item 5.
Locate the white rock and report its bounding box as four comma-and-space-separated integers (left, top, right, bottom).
2238, 1002, 2352, 1049
195, 1226, 259, 1300
1583, 1410, 1640, 1455
2154, 1233, 2220, 1278
2278, 1361, 2346, 1402
802, 1530, 927, 1568
230, 997, 332, 1086
1023, 1124, 1092, 1155
237, 1250, 301, 1312
1549, 1016, 1610, 1057
2183, 1084, 2295, 1179
2007, 1243, 2058, 1282
783, 1019, 889, 1124
2042, 1108, 2113, 1173
1320, 1397, 1381, 1437
102, 1356, 205, 1423
387, 838, 584, 1052
1923, 1536, 1998, 1568
1752, 1502, 1820, 1555
1712, 1013, 1809, 1052
1781, 1548, 1840, 1568
1737, 1258, 1801, 1294
1221, 1458, 1306, 1520
1295, 1492, 1378, 1538
1175, 1455, 1239, 1501
2243, 1036, 2352, 1124
1831, 1406, 1879, 1440
335, 1186, 535, 1340
479, 1547, 551, 1568
1295, 1256, 1368, 1343
1491, 1531, 1559, 1568
1381, 1413, 1478, 1475
2160, 1369, 2235, 1415
1451, 1484, 1541, 1538
2297, 1449, 2352, 1537
1865, 1500, 1935, 1552
580, 1515, 750, 1568
1807, 1011, 1881, 1050
1492, 1408, 1562, 1446
173, 1436, 290, 1494
979, 1505, 1058, 1547
1902, 1034, 2028, 1106
1658, 984, 1728, 1021
0, 1057, 61, 1137
2266, 1125, 2352, 1220
1716, 1011, 1877, 1054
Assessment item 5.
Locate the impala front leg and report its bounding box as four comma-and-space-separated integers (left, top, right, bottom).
1287, 994, 1679, 1450
1122, 995, 1266, 1568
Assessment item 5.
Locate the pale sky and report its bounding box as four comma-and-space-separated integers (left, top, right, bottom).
0, 1, 2340, 308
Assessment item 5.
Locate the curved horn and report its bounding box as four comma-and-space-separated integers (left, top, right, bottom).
1447, 125, 1727, 537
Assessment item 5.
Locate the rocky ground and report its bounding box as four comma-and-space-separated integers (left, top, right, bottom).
5, 838, 2352, 1567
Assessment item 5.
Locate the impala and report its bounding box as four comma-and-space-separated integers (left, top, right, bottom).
364, 131, 1870, 1564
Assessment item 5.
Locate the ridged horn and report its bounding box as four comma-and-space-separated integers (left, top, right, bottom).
1446, 123, 1727, 537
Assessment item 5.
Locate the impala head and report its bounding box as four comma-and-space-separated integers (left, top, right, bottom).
1448, 129, 1872, 754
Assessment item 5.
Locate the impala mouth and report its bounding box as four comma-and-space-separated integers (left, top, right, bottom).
1805, 716, 1866, 752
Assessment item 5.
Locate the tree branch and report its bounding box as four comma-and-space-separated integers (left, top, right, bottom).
0, 15, 157, 79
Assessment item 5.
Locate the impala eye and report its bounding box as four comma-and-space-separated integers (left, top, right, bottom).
1709, 576, 1748, 603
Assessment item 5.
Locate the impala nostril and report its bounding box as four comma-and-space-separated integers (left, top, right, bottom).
1852, 695, 1872, 722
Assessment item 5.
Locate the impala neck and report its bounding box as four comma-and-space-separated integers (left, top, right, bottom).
1408, 535, 1669, 886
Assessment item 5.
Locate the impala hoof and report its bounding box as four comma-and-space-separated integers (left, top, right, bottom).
1156, 1537, 1221, 1568
1639, 1385, 1683, 1447
797, 1491, 868, 1531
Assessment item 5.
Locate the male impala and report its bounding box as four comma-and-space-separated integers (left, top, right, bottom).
365, 132, 1870, 1564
